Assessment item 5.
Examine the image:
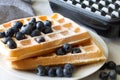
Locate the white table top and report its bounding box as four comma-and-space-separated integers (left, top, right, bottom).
0, 0, 120, 80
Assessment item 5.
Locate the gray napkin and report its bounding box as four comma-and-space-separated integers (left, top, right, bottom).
0, 0, 35, 24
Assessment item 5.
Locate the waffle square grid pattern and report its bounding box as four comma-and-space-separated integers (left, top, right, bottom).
0, 13, 106, 70
0, 13, 90, 61
11, 39, 105, 70
61, 0, 120, 19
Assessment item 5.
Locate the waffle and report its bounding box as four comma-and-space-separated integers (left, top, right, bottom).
10, 38, 106, 70
0, 13, 90, 61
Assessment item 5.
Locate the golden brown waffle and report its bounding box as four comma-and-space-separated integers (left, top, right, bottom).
10, 38, 106, 70
0, 13, 90, 61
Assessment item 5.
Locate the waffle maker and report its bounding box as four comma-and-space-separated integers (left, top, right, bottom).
49, 0, 120, 38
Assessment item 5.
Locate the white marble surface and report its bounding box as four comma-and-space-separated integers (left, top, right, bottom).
0, 0, 120, 80
82, 37, 120, 80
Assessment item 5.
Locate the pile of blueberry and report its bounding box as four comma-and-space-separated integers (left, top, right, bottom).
0, 18, 53, 49
56, 43, 81, 55
36, 63, 74, 77
99, 61, 120, 80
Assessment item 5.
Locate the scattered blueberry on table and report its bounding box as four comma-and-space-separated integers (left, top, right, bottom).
109, 70, 117, 80
106, 61, 116, 70
99, 72, 109, 80
99, 61, 120, 80
116, 65, 120, 74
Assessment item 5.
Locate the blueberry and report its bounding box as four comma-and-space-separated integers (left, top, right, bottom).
42, 26, 53, 34
11, 27, 19, 33
109, 70, 117, 80
2, 37, 12, 44
36, 65, 46, 76
48, 67, 56, 77
30, 29, 41, 37
63, 68, 73, 77
13, 21, 23, 29
5, 28, 15, 37
45, 66, 50, 75
35, 36, 45, 43
44, 20, 52, 27
62, 43, 72, 53
20, 25, 27, 34
0, 32, 5, 38
36, 21, 44, 31
7, 39, 17, 49
100, 63, 107, 70
21, 23, 35, 35
116, 65, 120, 74
106, 61, 116, 70
56, 48, 66, 55
45, 66, 50, 71
99, 72, 109, 80
15, 32, 26, 40
29, 18, 36, 23
63, 64, 74, 77
64, 64, 74, 72
72, 47, 81, 53
29, 22, 36, 30
27, 23, 36, 34
56, 67, 63, 77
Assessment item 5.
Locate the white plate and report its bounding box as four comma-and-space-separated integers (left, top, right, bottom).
0, 27, 108, 80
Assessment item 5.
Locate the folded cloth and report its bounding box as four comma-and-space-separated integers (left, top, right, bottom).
22, 0, 33, 4
0, 0, 35, 24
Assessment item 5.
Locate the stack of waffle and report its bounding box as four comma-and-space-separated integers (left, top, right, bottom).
0, 13, 106, 70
